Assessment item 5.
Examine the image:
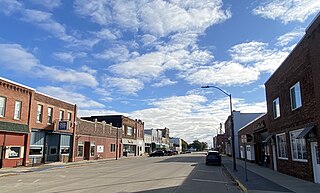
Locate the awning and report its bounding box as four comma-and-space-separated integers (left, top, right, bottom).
297, 124, 316, 139
262, 135, 272, 143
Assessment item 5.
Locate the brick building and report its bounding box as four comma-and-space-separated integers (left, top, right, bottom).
264, 13, 320, 182
75, 118, 122, 161
0, 77, 33, 168
28, 92, 76, 165
82, 115, 144, 156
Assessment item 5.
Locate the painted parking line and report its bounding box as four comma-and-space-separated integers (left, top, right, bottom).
191, 178, 228, 183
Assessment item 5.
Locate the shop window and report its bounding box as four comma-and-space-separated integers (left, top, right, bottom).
290, 129, 307, 161
90, 143, 95, 157
276, 133, 288, 159
29, 146, 43, 156
60, 146, 70, 155
273, 97, 280, 119
7, 146, 21, 158
0, 96, 6, 117
37, 104, 43, 123
49, 146, 58, 155
111, 144, 116, 152
14, 100, 22, 120
290, 82, 302, 110
78, 143, 84, 157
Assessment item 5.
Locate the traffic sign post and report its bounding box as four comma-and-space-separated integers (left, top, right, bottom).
241, 135, 249, 181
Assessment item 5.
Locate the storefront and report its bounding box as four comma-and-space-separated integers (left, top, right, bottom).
0, 121, 29, 168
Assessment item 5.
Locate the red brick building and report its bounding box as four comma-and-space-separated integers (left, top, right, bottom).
28, 92, 76, 165
0, 77, 33, 168
265, 14, 320, 182
75, 118, 122, 161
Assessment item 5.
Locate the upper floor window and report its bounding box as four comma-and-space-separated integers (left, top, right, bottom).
290, 129, 307, 161
37, 104, 43, 123
273, 97, 280, 119
67, 112, 72, 121
47, 107, 53, 124
59, 110, 64, 121
290, 82, 302, 110
14, 101, 22, 120
276, 133, 288, 159
127, 126, 133, 136
0, 96, 6, 117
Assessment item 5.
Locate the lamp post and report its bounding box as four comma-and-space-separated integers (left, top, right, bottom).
201, 85, 237, 171
116, 127, 120, 160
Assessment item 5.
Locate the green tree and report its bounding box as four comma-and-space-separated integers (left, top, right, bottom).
190, 140, 208, 151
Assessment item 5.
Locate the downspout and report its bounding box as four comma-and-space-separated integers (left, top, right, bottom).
24, 90, 33, 166
72, 104, 77, 162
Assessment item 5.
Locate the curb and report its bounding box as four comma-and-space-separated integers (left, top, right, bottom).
222, 163, 249, 193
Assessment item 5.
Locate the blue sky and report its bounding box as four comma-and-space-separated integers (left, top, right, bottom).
0, 0, 319, 145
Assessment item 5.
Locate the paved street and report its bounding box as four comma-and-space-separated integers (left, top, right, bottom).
0, 153, 240, 193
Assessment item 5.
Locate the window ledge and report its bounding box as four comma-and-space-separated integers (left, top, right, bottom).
292, 159, 308, 162
278, 157, 288, 160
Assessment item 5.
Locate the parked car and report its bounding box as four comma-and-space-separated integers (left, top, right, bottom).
149, 150, 165, 157
205, 151, 221, 166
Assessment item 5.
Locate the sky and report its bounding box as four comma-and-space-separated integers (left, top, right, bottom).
0, 0, 320, 146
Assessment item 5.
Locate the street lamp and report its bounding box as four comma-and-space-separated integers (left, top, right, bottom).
201, 85, 237, 171
115, 127, 121, 160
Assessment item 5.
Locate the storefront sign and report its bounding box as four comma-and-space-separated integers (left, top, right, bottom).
97, 145, 104, 153
58, 121, 69, 130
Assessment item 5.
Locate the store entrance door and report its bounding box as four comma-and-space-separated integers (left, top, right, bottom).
311, 142, 320, 183
84, 142, 90, 160
0, 146, 3, 168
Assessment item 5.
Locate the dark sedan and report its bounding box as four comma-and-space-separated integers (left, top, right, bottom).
149, 150, 165, 157
205, 151, 221, 165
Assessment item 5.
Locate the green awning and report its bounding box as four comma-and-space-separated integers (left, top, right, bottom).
0, 121, 29, 134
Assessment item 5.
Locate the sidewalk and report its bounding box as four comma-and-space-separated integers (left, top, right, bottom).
0, 157, 132, 178
223, 156, 320, 193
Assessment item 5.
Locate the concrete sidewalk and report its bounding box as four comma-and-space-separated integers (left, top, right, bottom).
223, 156, 320, 193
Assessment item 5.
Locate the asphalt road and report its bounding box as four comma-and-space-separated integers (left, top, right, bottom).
0, 153, 241, 193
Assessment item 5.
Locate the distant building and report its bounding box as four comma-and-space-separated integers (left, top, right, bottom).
82, 115, 144, 156
225, 111, 264, 158
169, 137, 182, 153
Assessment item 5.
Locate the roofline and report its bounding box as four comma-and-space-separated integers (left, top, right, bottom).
0, 76, 35, 91
238, 113, 267, 132
265, 13, 320, 85
35, 91, 76, 106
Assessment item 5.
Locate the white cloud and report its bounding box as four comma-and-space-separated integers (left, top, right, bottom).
131, 94, 266, 144
37, 86, 105, 109
276, 27, 305, 46
229, 41, 290, 73
53, 52, 87, 63
0, 0, 23, 15
182, 62, 260, 86
152, 78, 177, 87
0, 43, 98, 87
96, 28, 118, 40
102, 77, 144, 95
94, 45, 133, 62
252, 0, 320, 24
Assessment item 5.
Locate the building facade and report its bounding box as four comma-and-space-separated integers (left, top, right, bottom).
82, 115, 144, 156
264, 14, 320, 183
75, 118, 122, 161
169, 137, 182, 153
225, 111, 264, 158
28, 92, 76, 165
0, 77, 33, 168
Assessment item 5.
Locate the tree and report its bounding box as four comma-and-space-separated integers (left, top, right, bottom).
190, 140, 208, 151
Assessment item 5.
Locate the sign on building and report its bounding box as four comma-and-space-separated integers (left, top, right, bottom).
97, 145, 104, 153
58, 121, 69, 130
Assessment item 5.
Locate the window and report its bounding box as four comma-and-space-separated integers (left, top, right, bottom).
290, 82, 302, 110
47, 107, 53, 124
127, 126, 133, 136
273, 97, 280, 119
59, 110, 64, 121
67, 112, 72, 121
90, 143, 95, 156
0, 96, 6, 117
37, 104, 43, 123
290, 129, 307, 161
49, 146, 57, 155
29, 146, 43, 156
77, 143, 83, 157
111, 144, 116, 152
7, 146, 21, 158
14, 101, 22, 120
276, 133, 288, 159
